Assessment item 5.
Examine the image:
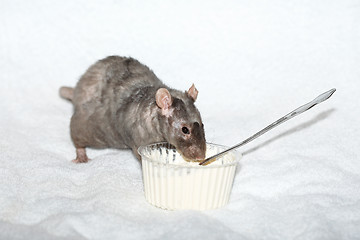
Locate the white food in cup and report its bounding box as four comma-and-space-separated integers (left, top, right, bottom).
138, 143, 241, 210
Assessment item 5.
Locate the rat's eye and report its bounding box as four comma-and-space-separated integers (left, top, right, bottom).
182, 127, 190, 134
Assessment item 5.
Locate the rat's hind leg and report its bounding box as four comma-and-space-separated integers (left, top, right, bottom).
73, 147, 90, 163
70, 112, 91, 163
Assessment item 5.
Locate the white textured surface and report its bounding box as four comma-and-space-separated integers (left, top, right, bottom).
1, 0, 359, 239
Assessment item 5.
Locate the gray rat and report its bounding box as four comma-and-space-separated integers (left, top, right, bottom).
60, 56, 206, 163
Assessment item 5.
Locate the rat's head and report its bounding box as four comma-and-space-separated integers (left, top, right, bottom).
156, 84, 206, 161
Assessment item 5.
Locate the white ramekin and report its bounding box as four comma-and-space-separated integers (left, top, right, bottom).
138, 142, 241, 210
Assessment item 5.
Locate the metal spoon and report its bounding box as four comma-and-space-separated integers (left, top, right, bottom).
199, 88, 336, 166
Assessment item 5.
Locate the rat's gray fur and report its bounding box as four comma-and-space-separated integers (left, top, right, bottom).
60, 56, 206, 163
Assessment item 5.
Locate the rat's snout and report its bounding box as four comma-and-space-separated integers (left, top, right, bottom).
170, 117, 206, 161
179, 121, 206, 161
180, 144, 206, 161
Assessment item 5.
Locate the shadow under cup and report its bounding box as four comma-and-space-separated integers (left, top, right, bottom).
138, 142, 241, 210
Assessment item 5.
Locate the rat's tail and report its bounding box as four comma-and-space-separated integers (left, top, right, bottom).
59, 86, 74, 101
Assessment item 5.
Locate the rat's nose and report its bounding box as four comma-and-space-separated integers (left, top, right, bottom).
194, 156, 205, 161
186, 145, 205, 161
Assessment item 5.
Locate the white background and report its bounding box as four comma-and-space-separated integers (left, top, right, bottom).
1, 0, 359, 239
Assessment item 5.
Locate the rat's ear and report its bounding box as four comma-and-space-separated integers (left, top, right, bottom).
187, 84, 198, 101
156, 88, 172, 110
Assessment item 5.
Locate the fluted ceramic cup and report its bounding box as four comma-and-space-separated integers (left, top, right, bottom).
138, 142, 241, 210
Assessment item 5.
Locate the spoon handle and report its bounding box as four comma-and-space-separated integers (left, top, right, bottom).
199, 88, 336, 166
